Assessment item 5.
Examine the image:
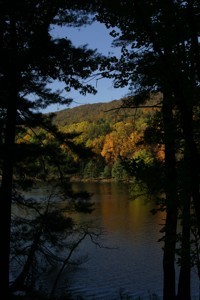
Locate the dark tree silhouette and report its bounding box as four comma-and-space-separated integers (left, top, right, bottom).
0, 1, 101, 298
91, 1, 200, 298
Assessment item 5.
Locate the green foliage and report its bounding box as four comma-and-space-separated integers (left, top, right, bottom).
112, 156, 128, 181
133, 149, 154, 166
101, 165, 112, 179
83, 159, 103, 179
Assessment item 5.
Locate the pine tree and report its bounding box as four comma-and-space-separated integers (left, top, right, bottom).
0, 1, 101, 297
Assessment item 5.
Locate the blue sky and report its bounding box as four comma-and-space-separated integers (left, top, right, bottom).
47, 22, 129, 112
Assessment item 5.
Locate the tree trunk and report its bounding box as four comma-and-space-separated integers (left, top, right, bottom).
174, 94, 200, 236
162, 91, 178, 300
177, 186, 191, 299
0, 16, 18, 298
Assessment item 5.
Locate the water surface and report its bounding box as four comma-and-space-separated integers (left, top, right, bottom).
15, 182, 199, 299
64, 182, 165, 299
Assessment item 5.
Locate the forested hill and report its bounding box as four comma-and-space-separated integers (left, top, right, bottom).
43, 96, 163, 181
53, 99, 127, 126
52, 95, 161, 126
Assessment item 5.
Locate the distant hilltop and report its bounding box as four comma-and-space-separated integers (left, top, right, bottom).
52, 94, 160, 127
52, 99, 124, 126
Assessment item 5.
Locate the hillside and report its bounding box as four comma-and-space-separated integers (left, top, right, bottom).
18, 96, 162, 181
52, 99, 131, 126
52, 94, 161, 127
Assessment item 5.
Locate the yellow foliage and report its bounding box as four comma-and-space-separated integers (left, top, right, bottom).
101, 125, 144, 163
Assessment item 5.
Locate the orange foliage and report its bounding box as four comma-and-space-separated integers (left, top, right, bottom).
101, 122, 144, 163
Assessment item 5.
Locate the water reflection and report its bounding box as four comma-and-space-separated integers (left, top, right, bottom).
72, 182, 165, 241
66, 182, 165, 299
13, 182, 199, 299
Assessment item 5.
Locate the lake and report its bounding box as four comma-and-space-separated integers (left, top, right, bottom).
57, 182, 199, 300
14, 182, 199, 299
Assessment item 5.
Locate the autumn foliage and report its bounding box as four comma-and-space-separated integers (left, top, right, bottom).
16, 98, 164, 181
